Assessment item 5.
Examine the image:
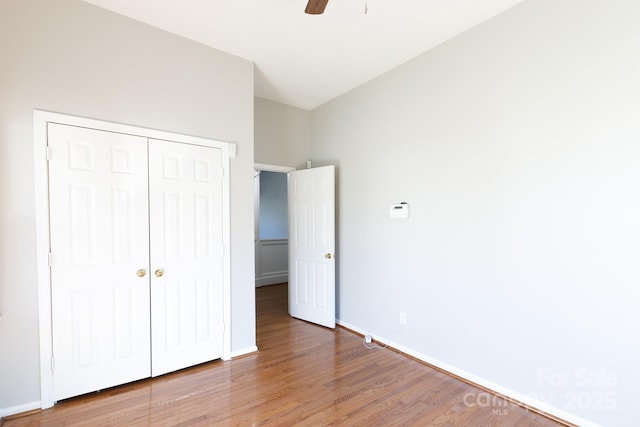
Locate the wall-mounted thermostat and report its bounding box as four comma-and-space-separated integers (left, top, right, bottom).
389, 202, 409, 219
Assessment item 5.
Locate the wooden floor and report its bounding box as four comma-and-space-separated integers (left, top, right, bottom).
5, 284, 568, 426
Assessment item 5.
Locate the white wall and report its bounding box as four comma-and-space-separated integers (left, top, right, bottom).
311, 0, 640, 425
259, 171, 288, 239
0, 0, 255, 414
254, 97, 311, 169
253, 98, 307, 289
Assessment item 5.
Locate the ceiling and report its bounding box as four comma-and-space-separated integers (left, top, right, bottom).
82, 0, 526, 110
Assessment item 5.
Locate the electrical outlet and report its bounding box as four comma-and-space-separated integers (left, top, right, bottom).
365, 334, 372, 344
399, 312, 407, 326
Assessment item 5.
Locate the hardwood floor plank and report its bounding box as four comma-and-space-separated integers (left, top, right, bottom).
5, 284, 569, 426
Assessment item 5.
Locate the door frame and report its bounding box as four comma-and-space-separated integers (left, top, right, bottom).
34, 110, 233, 409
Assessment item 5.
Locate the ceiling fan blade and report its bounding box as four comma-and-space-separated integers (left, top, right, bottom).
305, 0, 329, 14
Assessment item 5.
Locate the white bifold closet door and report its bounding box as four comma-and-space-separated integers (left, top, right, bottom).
48, 124, 224, 402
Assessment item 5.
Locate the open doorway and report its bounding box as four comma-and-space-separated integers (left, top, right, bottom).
254, 164, 295, 301
254, 162, 337, 330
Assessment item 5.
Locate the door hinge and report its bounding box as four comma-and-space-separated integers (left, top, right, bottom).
48, 252, 52, 267
45, 146, 50, 161
51, 355, 55, 372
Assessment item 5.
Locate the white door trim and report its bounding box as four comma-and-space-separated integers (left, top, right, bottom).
34, 110, 232, 409
254, 163, 296, 174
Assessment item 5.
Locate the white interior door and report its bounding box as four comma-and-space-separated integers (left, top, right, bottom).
149, 139, 225, 376
48, 124, 151, 401
288, 165, 336, 328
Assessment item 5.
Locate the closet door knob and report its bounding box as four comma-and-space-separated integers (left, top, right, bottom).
325, 253, 333, 259
136, 269, 146, 278
155, 269, 164, 277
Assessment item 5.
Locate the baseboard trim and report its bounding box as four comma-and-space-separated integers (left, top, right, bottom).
230, 346, 259, 359
0, 401, 41, 419
255, 274, 288, 287
336, 320, 600, 427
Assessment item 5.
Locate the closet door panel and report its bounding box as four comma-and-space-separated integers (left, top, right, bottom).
48, 124, 151, 401
149, 139, 224, 376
